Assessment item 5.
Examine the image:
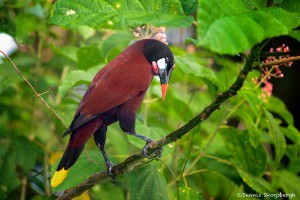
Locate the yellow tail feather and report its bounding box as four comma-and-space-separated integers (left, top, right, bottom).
51, 168, 69, 187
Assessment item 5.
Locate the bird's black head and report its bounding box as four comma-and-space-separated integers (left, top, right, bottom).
143, 39, 175, 100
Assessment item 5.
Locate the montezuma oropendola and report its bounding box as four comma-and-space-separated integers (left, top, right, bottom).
51, 39, 175, 187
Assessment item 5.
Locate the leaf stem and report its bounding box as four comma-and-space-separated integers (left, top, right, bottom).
20, 176, 27, 200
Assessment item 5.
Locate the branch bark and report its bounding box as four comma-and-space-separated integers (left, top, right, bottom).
57, 47, 259, 200
261, 56, 300, 67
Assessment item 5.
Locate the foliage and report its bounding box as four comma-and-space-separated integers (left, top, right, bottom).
0, 0, 300, 199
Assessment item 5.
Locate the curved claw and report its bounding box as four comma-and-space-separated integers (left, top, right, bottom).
142, 141, 163, 158
106, 161, 116, 183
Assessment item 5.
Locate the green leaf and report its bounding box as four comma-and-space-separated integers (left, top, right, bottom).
239, 86, 263, 113
127, 164, 168, 200
25, 3, 44, 18
264, 110, 286, 166
243, 0, 267, 10
15, 13, 42, 42
285, 145, 300, 174
0, 139, 20, 198
237, 168, 275, 193
233, 104, 261, 148
196, 0, 300, 54
175, 55, 222, 88
59, 65, 103, 97
280, 125, 300, 145
100, 31, 133, 62
0, 60, 23, 93
52, 45, 78, 62
13, 136, 41, 176
289, 30, 300, 42
77, 46, 103, 69
49, 0, 194, 28
220, 128, 266, 176
179, 186, 204, 200
266, 96, 294, 125
207, 160, 242, 185
273, 170, 300, 198
282, 0, 300, 14
92, 182, 126, 200
0, 136, 41, 197
180, 0, 198, 15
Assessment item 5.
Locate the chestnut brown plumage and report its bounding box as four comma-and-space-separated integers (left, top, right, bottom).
51, 39, 175, 187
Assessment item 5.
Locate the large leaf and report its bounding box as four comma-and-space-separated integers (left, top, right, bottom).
266, 96, 294, 125
237, 168, 275, 193
127, 164, 168, 200
207, 160, 242, 185
49, 0, 194, 28
100, 31, 133, 62
180, 0, 198, 15
58, 65, 103, 97
282, 0, 300, 14
280, 125, 300, 145
289, 30, 300, 42
175, 55, 222, 88
273, 170, 300, 198
0, 136, 41, 198
264, 110, 286, 166
232, 103, 261, 148
220, 128, 267, 176
77, 46, 104, 69
178, 186, 204, 200
196, 0, 300, 54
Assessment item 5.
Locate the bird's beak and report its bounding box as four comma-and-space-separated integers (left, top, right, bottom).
161, 84, 168, 101
158, 66, 174, 101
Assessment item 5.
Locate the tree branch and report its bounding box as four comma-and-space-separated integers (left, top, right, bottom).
261, 56, 300, 67
57, 46, 259, 200
252, 56, 300, 69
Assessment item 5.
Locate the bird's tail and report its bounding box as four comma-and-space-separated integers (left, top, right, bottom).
51, 144, 84, 188
51, 116, 103, 187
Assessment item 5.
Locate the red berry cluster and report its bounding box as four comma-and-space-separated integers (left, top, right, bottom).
254, 44, 293, 101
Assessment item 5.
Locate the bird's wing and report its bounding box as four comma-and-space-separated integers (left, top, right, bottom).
65, 54, 152, 134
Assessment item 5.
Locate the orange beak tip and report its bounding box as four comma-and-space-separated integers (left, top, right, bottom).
161, 84, 168, 101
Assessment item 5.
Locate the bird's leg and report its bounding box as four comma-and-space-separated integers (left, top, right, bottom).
99, 147, 116, 182
131, 133, 163, 158
93, 126, 116, 182
118, 103, 164, 159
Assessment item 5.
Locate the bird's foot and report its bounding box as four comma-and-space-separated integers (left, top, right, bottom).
105, 161, 116, 183
142, 140, 163, 158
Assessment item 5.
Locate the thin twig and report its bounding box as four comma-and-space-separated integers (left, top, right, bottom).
0, 50, 67, 128
261, 56, 300, 67
252, 56, 300, 69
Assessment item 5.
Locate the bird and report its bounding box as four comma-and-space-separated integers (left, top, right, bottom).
51, 39, 175, 187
